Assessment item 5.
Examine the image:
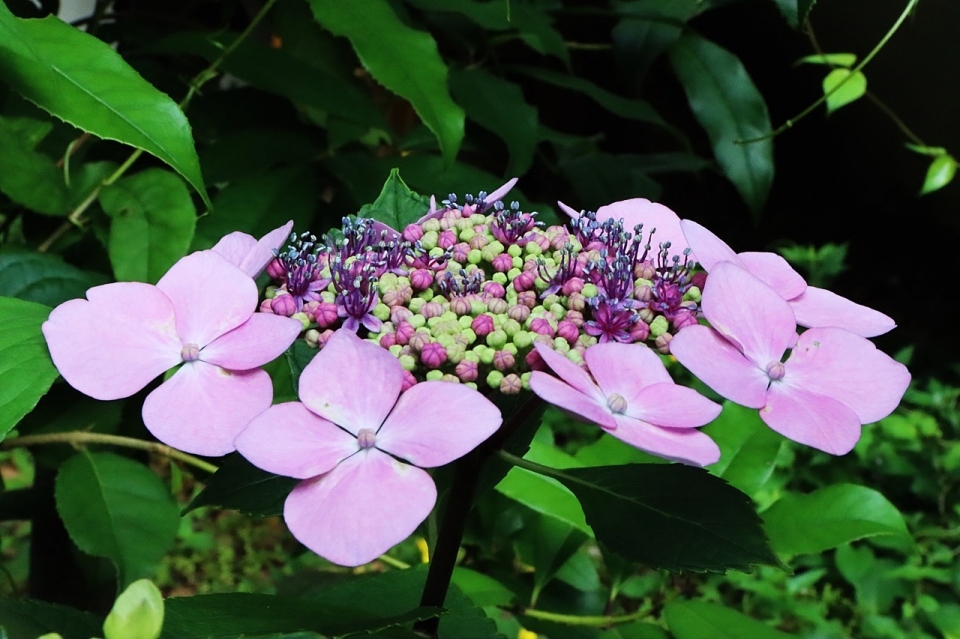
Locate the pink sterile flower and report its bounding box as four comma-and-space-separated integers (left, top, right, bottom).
234, 329, 502, 567
529, 342, 722, 466
670, 262, 910, 455
558, 198, 692, 259
210, 220, 294, 278
42, 251, 302, 456
680, 219, 895, 338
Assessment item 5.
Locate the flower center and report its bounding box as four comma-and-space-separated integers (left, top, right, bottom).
180, 343, 200, 362
357, 428, 377, 449
766, 361, 786, 381
606, 393, 628, 414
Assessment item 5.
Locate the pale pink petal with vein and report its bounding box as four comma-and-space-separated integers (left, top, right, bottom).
211, 221, 294, 276
529, 372, 616, 430
761, 383, 862, 455
534, 342, 605, 403
42, 283, 181, 400
375, 382, 501, 468
584, 342, 672, 404
680, 219, 740, 271
156, 251, 257, 347
701, 262, 796, 367
789, 286, 896, 337
670, 325, 769, 408
596, 199, 690, 257
557, 200, 580, 219
234, 402, 359, 479
628, 383, 722, 428
484, 177, 519, 207
298, 329, 402, 434
737, 252, 807, 300
200, 313, 301, 370
142, 361, 272, 456
610, 415, 721, 466
784, 327, 910, 424
283, 449, 436, 566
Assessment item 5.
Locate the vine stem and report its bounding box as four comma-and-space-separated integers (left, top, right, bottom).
0, 432, 218, 475
521, 605, 652, 627
36, 0, 279, 253
737, 0, 920, 144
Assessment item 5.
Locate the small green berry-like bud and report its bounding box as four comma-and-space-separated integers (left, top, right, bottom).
486, 370, 505, 389
521, 371, 531, 389
549, 303, 566, 319
103, 579, 164, 639
486, 329, 508, 349
492, 272, 508, 285
467, 249, 483, 264
553, 337, 570, 353
459, 227, 476, 242
512, 256, 524, 269
582, 283, 599, 298
507, 244, 523, 258
502, 318, 522, 337
464, 350, 481, 363
399, 354, 417, 371
649, 315, 669, 337
420, 230, 439, 250
512, 330, 534, 349
389, 344, 402, 357
373, 303, 391, 321
566, 349, 584, 365
478, 346, 496, 365
458, 315, 474, 329
426, 370, 444, 381
422, 218, 441, 233
291, 312, 311, 330
524, 242, 542, 257
684, 286, 702, 303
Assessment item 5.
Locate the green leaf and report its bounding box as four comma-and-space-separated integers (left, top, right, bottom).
103, 580, 164, 639
99, 169, 197, 284
198, 129, 320, 183
449, 68, 539, 176
703, 402, 784, 497
920, 154, 957, 195
762, 484, 913, 557
0, 297, 58, 442
612, 0, 700, 84
285, 339, 319, 391
54, 451, 180, 587
0, 251, 108, 307
574, 433, 666, 466
0, 598, 102, 639
796, 52, 856, 67
558, 152, 663, 205
772, 0, 818, 29
451, 568, 516, 608
668, 34, 774, 217
184, 453, 299, 517
665, 600, 793, 639
823, 68, 867, 113
554, 464, 780, 572
834, 544, 910, 614
528, 516, 589, 606
192, 165, 316, 252
0, 5, 210, 207
0, 114, 67, 215
905, 142, 948, 157
357, 169, 431, 231
307, 0, 465, 163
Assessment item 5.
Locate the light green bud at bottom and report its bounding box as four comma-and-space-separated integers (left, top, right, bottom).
478, 347, 495, 365
492, 272, 508, 285
486, 329, 508, 349
521, 372, 532, 390
684, 286, 702, 303
103, 579, 164, 639
513, 330, 534, 350
373, 303, 391, 321
582, 283, 599, 298
649, 315, 669, 337
426, 370, 444, 381
566, 350, 584, 365
486, 370, 505, 388
507, 244, 523, 258
467, 249, 483, 265
399, 355, 417, 371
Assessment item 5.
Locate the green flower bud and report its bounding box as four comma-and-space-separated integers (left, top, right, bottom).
521, 372, 531, 389
373, 303, 391, 321
684, 286, 702, 303
426, 370, 444, 381
389, 344, 402, 357
512, 256, 524, 269
549, 303, 566, 319
265, 286, 277, 299
566, 349, 583, 365
542, 294, 560, 308
513, 330, 534, 349
377, 273, 400, 294
461, 328, 477, 344
502, 318, 522, 337
492, 272, 508, 285
464, 350, 481, 363
436, 334, 457, 349
421, 288, 434, 301
421, 230, 439, 250
459, 227, 476, 242
470, 213, 487, 225
467, 249, 483, 265
486, 329, 508, 349
103, 579, 164, 639
320, 291, 336, 304
524, 242, 542, 257
486, 370, 505, 389
478, 346, 496, 365
458, 315, 474, 329
470, 300, 487, 315
399, 354, 417, 371
447, 344, 466, 364
582, 283, 599, 298
465, 382, 478, 390
503, 342, 518, 356
422, 218, 441, 233
488, 240, 506, 255
291, 312, 311, 330
408, 314, 427, 329
649, 315, 669, 337
507, 244, 523, 258
553, 338, 570, 353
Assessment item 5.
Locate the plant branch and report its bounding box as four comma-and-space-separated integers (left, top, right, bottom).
0, 432, 218, 475
520, 605, 653, 627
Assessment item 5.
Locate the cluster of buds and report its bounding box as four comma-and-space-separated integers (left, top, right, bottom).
259, 182, 703, 395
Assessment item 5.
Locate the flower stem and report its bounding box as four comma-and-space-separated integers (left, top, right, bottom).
521, 605, 652, 627
0, 432, 218, 475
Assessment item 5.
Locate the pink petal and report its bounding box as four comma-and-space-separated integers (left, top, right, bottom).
534, 342, 605, 403
42, 283, 181, 400
609, 415, 721, 466
669, 325, 769, 408
629, 383, 722, 428
701, 262, 797, 367
789, 286, 896, 338
557, 200, 580, 219
142, 361, 272, 456
370, 220, 402, 241
236, 220, 295, 277
761, 383, 862, 455
156, 251, 258, 348
529, 372, 616, 430
483, 177, 519, 208
210, 233, 256, 273
783, 327, 910, 424
595, 199, 690, 257
298, 329, 402, 434
283, 448, 436, 567
737, 252, 807, 300
584, 342, 673, 403
680, 219, 740, 272
234, 402, 359, 479
200, 313, 301, 370
375, 382, 502, 468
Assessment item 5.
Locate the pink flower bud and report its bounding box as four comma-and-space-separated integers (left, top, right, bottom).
259, 299, 274, 313
379, 332, 397, 349
401, 370, 418, 391
266, 257, 286, 281
692, 271, 708, 290
455, 360, 479, 382
493, 350, 515, 371
409, 332, 431, 352
395, 321, 415, 345
561, 277, 584, 296
499, 373, 523, 395
382, 288, 405, 307
391, 306, 413, 324
525, 348, 547, 371
513, 270, 536, 292
314, 302, 339, 329
403, 224, 424, 242
634, 261, 657, 280
452, 243, 471, 264
634, 283, 653, 302
637, 308, 656, 324
507, 304, 530, 322
655, 332, 673, 354
564, 310, 583, 327
469, 234, 489, 250
483, 281, 506, 298
316, 329, 336, 349
472, 314, 495, 337
629, 320, 650, 342
421, 342, 448, 368
491, 253, 513, 273
397, 282, 413, 303
410, 269, 434, 291
557, 320, 579, 345
530, 317, 556, 337
270, 294, 297, 317
421, 302, 444, 319
566, 292, 585, 312
438, 230, 458, 250
672, 310, 698, 330
450, 297, 472, 316
517, 291, 538, 309
487, 298, 507, 314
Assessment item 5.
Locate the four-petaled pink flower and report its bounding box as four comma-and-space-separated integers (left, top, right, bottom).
234, 329, 502, 567
42, 251, 302, 456
210, 220, 294, 278
529, 342, 722, 466
670, 261, 910, 455
558, 198, 693, 259
681, 219, 895, 337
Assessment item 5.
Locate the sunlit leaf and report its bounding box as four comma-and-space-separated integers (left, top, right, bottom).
795, 52, 856, 67
905, 143, 948, 157
0, 297, 58, 442
0, 114, 67, 215
357, 168, 430, 232
703, 401, 784, 497
823, 68, 867, 113
665, 600, 793, 639
920, 154, 957, 195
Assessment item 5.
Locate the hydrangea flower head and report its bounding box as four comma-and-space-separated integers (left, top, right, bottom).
42, 251, 302, 456
669, 261, 910, 455
234, 329, 503, 566
529, 341, 722, 465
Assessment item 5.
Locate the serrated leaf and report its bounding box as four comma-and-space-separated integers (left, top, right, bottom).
669, 34, 774, 217
796, 52, 856, 67
0, 5, 209, 207
703, 401, 784, 497
184, 453, 299, 517
763, 484, 913, 556
665, 600, 792, 639
0, 297, 58, 442
920, 154, 957, 195
0, 251, 108, 307
99, 169, 197, 284
55, 451, 180, 587
823, 68, 867, 113
0, 113, 68, 215
307, 0, 464, 163
449, 68, 538, 176
357, 168, 430, 231
554, 464, 780, 572
0, 598, 102, 639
